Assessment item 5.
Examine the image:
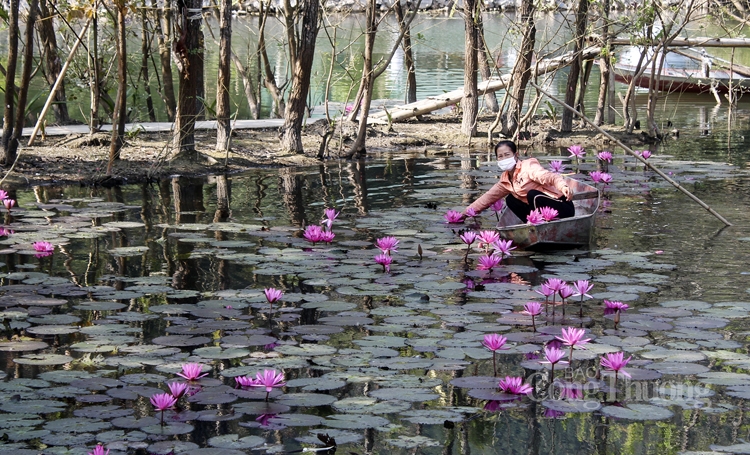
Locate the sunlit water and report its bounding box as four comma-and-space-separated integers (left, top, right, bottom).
1, 133, 750, 454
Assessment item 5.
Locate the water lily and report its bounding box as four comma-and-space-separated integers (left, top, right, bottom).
167, 381, 188, 399
540, 346, 569, 380
235, 375, 256, 388
498, 376, 533, 395
491, 239, 516, 258
600, 351, 632, 381
255, 413, 277, 427
253, 369, 286, 401
604, 300, 630, 329
477, 254, 501, 273
176, 363, 209, 381
526, 209, 545, 225
32, 241, 54, 258
559, 383, 583, 400
640, 150, 652, 159
572, 279, 594, 317
522, 301, 543, 332
374, 253, 392, 272
589, 170, 604, 184
376, 236, 399, 255
88, 445, 109, 455
460, 231, 478, 261
150, 392, 177, 425
0, 227, 12, 236
597, 151, 613, 162
0, 190, 7, 201
558, 285, 575, 319
3, 198, 15, 212
264, 288, 283, 316
322, 208, 339, 230
466, 207, 477, 218
549, 160, 566, 173
482, 333, 508, 376
556, 327, 591, 363
303, 225, 324, 244
600, 172, 613, 184
444, 210, 464, 224
490, 199, 505, 221
567, 144, 585, 161
539, 206, 559, 222
320, 231, 335, 244
477, 230, 500, 252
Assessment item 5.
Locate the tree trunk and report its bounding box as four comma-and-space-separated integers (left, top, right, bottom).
346, 0, 376, 157
575, 59, 593, 116
477, 14, 499, 113
279, 0, 320, 154
593, 0, 611, 126
461, 0, 479, 137
1, 0, 20, 161
216, 0, 232, 151
36, 0, 70, 124
155, 0, 176, 121
231, 52, 259, 119
6, 0, 38, 161
88, 13, 101, 133
141, 4, 156, 122
500, 0, 535, 137
394, 1, 417, 104
259, 0, 286, 118
108, 1, 127, 175
173, 0, 204, 156
560, 0, 590, 132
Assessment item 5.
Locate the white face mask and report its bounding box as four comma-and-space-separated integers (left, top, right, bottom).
497, 156, 517, 171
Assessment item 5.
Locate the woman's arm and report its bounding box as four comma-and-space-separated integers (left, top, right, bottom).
466, 180, 510, 214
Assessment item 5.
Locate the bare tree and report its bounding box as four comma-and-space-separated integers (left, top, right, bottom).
107, 0, 128, 176
394, 1, 418, 104
259, 0, 287, 118
461, 0, 479, 137
172, 0, 205, 157
140, 2, 156, 122
279, 0, 321, 154
216, 0, 232, 151
560, 0, 591, 132
499, 0, 536, 138
346, 0, 378, 156
1, 0, 21, 163
153, 0, 177, 121
36, 0, 71, 124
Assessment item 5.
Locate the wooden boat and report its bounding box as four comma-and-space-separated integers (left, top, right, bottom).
496, 178, 600, 249
612, 47, 750, 94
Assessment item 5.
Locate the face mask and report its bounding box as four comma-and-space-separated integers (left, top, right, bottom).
497, 156, 516, 171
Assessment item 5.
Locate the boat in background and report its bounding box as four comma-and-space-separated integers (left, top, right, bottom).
496, 178, 600, 249
612, 47, 750, 94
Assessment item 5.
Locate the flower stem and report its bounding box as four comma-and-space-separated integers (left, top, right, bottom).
492, 352, 497, 377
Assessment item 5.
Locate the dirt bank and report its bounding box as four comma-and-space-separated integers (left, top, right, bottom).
3, 113, 654, 188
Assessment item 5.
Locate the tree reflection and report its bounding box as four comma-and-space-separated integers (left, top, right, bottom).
279, 168, 306, 227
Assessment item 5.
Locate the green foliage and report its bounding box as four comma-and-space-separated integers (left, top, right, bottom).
197, 96, 217, 118
544, 100, 558, 121
0, 5, 8, 22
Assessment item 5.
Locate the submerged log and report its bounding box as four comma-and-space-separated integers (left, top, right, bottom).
368, 46, 602, 124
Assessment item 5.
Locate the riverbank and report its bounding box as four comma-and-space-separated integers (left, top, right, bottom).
2, 113, 656, 188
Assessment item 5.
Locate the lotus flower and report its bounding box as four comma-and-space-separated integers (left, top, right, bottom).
460, 231, 478, 245
264, 288, 283, 303
544, 409, 567, 419
477, 230, 500, 251
0, 190, 7, 201
376, 236, 399, 255
88, 445, 109, 455
604, 300, 630, 330
444, 210, 465, 224
150, 392, 177, 425
526, 209, 544, 225
556, 327, 591, 363
0, 227, 13, 236
549, 160, 566, 173
600, 173, 613, 184
540, 346, 569, 379
600, 351, 632, 380
483, 333, 508, 376
490, 199, 505, 213
176, 363, 209, 381
498, 376, 533, 395
572, 279, 594, 317
559, 384, 583, 400
253, 369, 286, 401
303, 225, 324, 244
32, 241, 54, 258
322, 208, 339, 230
3, 198, 15, 211
567, 145, 585, 159
374, 253, 392, 272
235, 375, 257, 388
477, 254, 501, 272
320, 231, 335, 243
466, 207, 477, 218
640, 150, 652, 159
597, 151, 613, 162
522, 301, 543, 332
545, 278, 566, 293
255, 413, 277, 427
589, 171, 604, 183
539, 206, 559, 222
167, 381, 188, 399
491, 239, 516, 258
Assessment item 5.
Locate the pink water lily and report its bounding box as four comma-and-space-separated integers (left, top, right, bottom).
0, 227, 13, 236
176, 363, 209, 381
539, 206, 559, 222
522, 301, 543, 332
549, 160, 566, 173
255, 413, 277, 427
466, 207, 477, 218
490, 199, 505, 213
444, 210, 465, 224
640, 150, 652, 159
167, 381, 189, 399
320, 231, 335, 243
253, 369, 286, 401
556, 327, 591, 363
3, 198, 15, 211
460, 231, 478, 245
235, 375, 257, 388
589, 171, 604, 183
374, 253, 393, 272
264, 288, 283, 303
540, 346, 569, 380
600, 172, 613, 184
567, 145, 585, 159
604, 300, 630, 329
526, 209, 544, 225
376, 236, 399, 255
483, 333, 508, 376
558, 285, 575, 300
477, 230, 500, 251
477, 254, 501, 273
545, 278, 566, 292
498, 376, 533, 395
559, 383, 583, 400
597, 151, 613, 162
150, 392, 177, 425
303, 225, 325, 244
572, 279, 594, 317
32, 241, 54, 258
0, 190, 7, 201
491, 239, 516, 258
88, 445, 109, 455
600, 351, 632, 380
322, 208, 339, 230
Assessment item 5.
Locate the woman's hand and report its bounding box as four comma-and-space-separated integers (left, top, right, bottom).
561, 185, 573, 200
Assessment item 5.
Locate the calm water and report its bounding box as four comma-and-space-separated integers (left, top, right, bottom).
1, 138, 750, 454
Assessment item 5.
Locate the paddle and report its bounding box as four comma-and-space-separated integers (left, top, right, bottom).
528, 81, 733, 227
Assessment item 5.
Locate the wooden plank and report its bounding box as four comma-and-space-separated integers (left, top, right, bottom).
570, 190, 599, 201
610, 37, 750, 47
368, 46, 602, 123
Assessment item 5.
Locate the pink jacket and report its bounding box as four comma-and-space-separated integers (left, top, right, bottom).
467, 158, 567, 213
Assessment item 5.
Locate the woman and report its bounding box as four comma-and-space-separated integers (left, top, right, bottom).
466, 140, 574, 222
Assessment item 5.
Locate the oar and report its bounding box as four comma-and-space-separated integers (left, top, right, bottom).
529, 81, 732, 227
